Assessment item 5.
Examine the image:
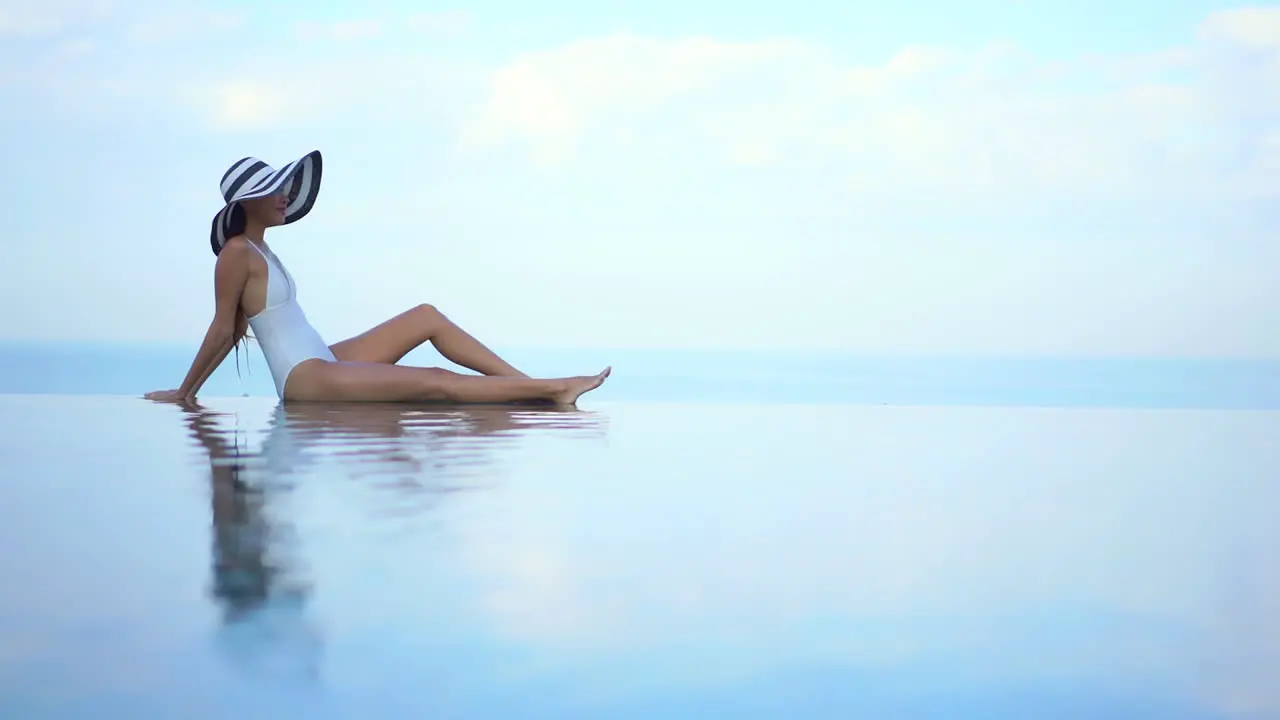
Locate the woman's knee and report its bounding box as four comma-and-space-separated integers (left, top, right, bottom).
412, 303, 445, 325
414, 367, 461, 401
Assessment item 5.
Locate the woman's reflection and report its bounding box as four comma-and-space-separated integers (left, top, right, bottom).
177, 398, 606, 681
256, 401, 608, 495
180, 401, 319, 683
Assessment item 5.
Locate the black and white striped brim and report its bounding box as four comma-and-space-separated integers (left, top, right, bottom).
210, 150, 323, 254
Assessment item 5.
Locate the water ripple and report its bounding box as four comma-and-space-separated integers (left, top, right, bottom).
184, 401, 608, 483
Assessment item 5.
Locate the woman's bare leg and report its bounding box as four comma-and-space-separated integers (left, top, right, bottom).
330, 304, 527, 376
285, 360, 609, 405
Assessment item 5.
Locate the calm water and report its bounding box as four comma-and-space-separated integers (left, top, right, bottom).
1, 343, 1279, 718
3, 341, 1280, 408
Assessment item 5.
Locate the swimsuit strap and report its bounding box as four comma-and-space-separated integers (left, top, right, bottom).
241, 239, 295, 301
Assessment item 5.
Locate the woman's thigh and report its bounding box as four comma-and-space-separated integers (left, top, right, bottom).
283, 359, 459, 402
328, 305, 436, 364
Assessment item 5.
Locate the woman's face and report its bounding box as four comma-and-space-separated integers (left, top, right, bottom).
242, 182, 291, 226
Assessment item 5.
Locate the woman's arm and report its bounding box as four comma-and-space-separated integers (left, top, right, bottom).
167, 242, 252, 400
175, 319, 237, 399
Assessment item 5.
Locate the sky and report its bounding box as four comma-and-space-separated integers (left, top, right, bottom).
2, 0, 1279, 357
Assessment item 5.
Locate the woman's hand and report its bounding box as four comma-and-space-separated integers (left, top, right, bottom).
144, 389, 192, 404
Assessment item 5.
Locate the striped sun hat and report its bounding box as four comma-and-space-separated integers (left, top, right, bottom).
209, 150, 323, 255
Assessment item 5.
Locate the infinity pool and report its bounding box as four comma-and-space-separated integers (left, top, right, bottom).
1, 394, 1277, 718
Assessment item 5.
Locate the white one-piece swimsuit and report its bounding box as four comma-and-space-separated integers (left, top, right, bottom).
243, 241, 337, 399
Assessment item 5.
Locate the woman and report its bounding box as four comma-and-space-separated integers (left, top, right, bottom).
145, 150, 610, 405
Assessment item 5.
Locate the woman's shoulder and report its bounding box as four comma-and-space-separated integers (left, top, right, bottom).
218, 235, 256, 258
221, 234, 253, 249
214, 235, 258, 272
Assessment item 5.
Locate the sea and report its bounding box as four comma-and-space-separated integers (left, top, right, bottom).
1, 340, 1278, 719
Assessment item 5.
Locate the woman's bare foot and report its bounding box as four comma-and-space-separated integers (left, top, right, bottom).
553, 367, 611, 405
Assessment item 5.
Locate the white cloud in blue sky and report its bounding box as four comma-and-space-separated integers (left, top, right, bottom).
2, 0, 1278, 356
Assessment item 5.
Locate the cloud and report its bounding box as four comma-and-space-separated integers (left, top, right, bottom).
181, 54, 470, 135
408, 10, 469, 37
201, 80, 289, 132
5, 4, 1279, 354
292, 18, 383, 41
0, 8, 460, 133
9, 3, 1280, 193
0, 8, 59, 35
460, 34, 811, 157
0, 0, 226, 40
290, 10, 468, 41
460, 18, 1280, 202
0, 2, 255, 126
1199, 5, 1280, 48
0, 0, 118, 36
24, 3, 1277, 194
125, 9, 242, 44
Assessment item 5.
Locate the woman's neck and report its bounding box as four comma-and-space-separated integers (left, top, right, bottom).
242, 221, 268, 245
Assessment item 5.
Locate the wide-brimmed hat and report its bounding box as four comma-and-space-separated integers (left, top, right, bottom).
210, 150, 323, 254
